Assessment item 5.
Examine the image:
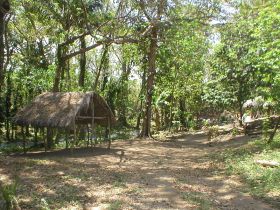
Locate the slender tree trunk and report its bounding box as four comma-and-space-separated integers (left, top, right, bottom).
179, 97, 187, 128
101, 48, 109, 91
268, 117, 280, 143
118, 58, 131, 127
34, 127, 38, 146
0, 11, 5, 89
154, 107, 160, 131
25, 125, 30, 136
79, 37, 86, 88
141, 27, 157, 137
0, 1, 9, 128
0, 0, 9, 89
65, 53, 71, 91
136, 58, 147, 130
53, 45, 63, 92
5, 70, 11, 140
169, 94, 174, 131
46, 127, 53, 149
237, 80, 244, 127
136, 99, 142, 130
93, 45, 109, 91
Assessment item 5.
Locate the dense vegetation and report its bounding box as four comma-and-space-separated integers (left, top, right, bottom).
0, 0, 280, 209
0, 0, 279, 139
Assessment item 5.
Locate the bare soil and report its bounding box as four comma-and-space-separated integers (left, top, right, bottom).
0, 133, 277, 210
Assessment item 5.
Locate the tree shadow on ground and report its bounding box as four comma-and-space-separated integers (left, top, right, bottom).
10, 147, 123, 158
0, 133, 277, 210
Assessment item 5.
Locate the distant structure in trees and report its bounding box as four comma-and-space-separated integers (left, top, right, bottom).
13, 92, 115, 153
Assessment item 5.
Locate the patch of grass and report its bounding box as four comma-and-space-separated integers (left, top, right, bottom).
0, 180, 19, 210
111, 127, 137, 141
39, 198, 51, 210
107, 200, 122, 210
181, 191, 213, 210
113, 174, 126, 188
218, 134, 280, 205
0, 144, 24, 155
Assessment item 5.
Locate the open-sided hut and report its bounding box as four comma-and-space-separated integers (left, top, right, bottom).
13, 92, 116, 152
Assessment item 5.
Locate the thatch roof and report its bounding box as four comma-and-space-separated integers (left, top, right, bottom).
13, 92, 115, 129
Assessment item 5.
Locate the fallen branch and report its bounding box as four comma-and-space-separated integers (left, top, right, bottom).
255, 160, 280, 167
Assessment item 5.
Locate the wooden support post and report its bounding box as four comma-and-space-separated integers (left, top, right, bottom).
91, 102, 96, 148
65, 129, 69, 149
34, 127, 38, 147
73, 122, 77, 151
22, 126, 26, 154
108, 117, 111, 149
87, 124, 90, 148
43, 128, 47, 152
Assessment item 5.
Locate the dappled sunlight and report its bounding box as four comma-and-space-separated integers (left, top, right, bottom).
0, 133, 276, 209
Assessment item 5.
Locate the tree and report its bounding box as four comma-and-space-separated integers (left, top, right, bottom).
0, 0, 10, 90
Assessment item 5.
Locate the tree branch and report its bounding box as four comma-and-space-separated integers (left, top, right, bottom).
64, 36, 139, 60
59, 32, 91, 47
138, 0, 152, 22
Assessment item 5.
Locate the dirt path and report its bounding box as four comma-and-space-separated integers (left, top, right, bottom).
108, 133, 274, 210
0, 133, 277, 209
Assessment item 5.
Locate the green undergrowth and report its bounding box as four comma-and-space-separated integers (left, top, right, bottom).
107, 200, 123, 210
217, 134, 280, 206
0, 144, 24, 155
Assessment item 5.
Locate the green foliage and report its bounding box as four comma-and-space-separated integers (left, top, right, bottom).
113, 174, 126, 188
207, 125, 220, 141
207, 1, 280, 118
1, 0, 279, 138
0, 144, 24, 155
0, 180, 18, 210
219, 135, 280, 205
262, 118, 271, 140
202, 79, 236, 112
107, 200, 122, 210
40, 198, 51, 210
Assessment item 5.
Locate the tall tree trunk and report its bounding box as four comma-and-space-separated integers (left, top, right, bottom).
136, 57, 147, 130
238, 82, 243, 127
0, 1, 9, 127
0, 12, 5, 90
179, 97, 187, 128
46, 128, 53, 149
141, 27, 157, 137
93, 45, 109, 91
0, 0, 9, 89
53, 45, 63, 92
53, 44, 69, 92
268, 117, 280, 143
118, 58, 131, 127
65, 57, 71, 91
101, 48, 109, 92
136, 99, 143, 130
5, 70, 11, 140
154, 107, 160, 131
79, 37, 86, 88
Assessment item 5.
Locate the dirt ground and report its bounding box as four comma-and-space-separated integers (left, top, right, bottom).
0, 133, 277, 210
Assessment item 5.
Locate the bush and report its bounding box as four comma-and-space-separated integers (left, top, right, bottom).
0, 181, 19, 210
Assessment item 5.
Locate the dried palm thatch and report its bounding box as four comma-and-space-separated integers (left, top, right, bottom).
13, 92, 115, 129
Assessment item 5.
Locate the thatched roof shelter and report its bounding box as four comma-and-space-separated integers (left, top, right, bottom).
13, 92, 116, 129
